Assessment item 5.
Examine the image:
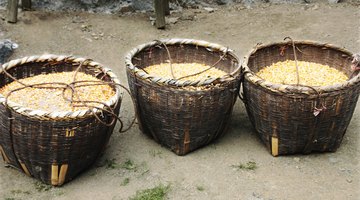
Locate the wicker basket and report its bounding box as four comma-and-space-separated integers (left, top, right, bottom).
0, 55, 122, 185
242, 41, 360, 156
125, 38, 241, 155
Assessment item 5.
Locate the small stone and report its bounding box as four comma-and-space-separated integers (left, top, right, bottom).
294, 157, 300, 162
328, 0, 339, 3
204, 31, 212, 35
166, 17, 179, 24
0, 39, 18, 64
311, 4, 319, 10
328, 157, 338, 163
149, 16, 156, 22
346, 179, 352, 183
180, 13, 196, 21
204, 7, 215, 13
82, 37, 93, 42
339, 167, 346, 172
193, 9, 202, 14
72, 16, 85, 23
81, 24, 92, 32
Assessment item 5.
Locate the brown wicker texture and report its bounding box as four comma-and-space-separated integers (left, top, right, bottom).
242, 41, 360, 156
125, 38, 241, 155
0, 55, 122, 185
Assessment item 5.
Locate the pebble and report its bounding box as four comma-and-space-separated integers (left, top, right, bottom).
180, 13, 196, 21
312, 4, 319, 10
0, 39, 18, 64
72, 16, 85, 23
293, 157, 300, 162
81, 24, 92, 32
204, 7, 215, 13
166, 17, 179, 24
328, 156, 338, 163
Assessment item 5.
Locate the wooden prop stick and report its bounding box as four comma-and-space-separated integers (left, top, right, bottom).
154, 0, 166, 29
22, 0, 31, 10
7, 0, 18, 23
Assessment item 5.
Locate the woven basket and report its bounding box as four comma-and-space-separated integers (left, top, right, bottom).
125, 38, 241, 155
242, 41, 360, 156
0, 55, 122, 185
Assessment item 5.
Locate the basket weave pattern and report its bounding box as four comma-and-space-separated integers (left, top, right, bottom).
126, 39, 241, 155
242, 41, 360, 156
0, 55, 121, 185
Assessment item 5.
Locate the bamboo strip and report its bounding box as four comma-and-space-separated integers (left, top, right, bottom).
183, 129, 190, 154
51, 165, 59, 186
20, 162, 31, 176
58, 164, 69, 185
271, 137, 279, 157
0, 145, 10, 163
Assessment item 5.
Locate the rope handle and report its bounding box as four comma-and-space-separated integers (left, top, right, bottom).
2, 59, 136, 133
153, 39, 231, 81
284, 37, 300, 85
112, 84, 137, 133
240, 38, 329, 116
350, 53, 360, 79
238, 66, 246, 102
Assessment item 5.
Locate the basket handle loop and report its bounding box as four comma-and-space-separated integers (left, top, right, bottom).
1, 58, 136, 133
350, 53, 360, 78
238, 65, 247, 102
115, 84, 137, 133
154, 39, 176, 79
284, 37, 300, 86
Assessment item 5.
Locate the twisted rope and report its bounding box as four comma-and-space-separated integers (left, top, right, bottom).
242, 40, 360, 94
125, 38, 240, 87
177, 48, 229, 81
151, 39, 231, 82
284, 37, 300, 86
1, 57, 136, 133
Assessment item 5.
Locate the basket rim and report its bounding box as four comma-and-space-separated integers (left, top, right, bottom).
0, 54, 122, 120
125, 38, 241, 87
242, 40, 360, 94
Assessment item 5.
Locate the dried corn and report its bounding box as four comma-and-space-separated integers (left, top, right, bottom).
144, 63, 227, 82
0, 72, 115, 112
256, 60, 348, 86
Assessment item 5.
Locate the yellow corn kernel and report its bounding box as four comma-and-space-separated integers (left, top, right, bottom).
256, 60, 348, 86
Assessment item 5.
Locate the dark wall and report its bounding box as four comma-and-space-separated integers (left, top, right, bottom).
0, 0, 338, 13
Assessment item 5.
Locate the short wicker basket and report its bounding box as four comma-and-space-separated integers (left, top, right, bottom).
242, 41, 360, 156
125, 38, 241, 155
0, 55, 122, 185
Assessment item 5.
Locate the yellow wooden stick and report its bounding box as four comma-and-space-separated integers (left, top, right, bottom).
51, 165, 59, 186
271, 137, 279, 157
0, 145, 11, 163
20, 162, 31, 176
58, 164, 69, 186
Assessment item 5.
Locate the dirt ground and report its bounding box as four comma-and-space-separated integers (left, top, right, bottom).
0, 1, 359, 200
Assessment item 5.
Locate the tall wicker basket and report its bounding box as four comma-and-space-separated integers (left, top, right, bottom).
0, 55, 122, 185
125, 39, 241, 155
242, 41, 360, 156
